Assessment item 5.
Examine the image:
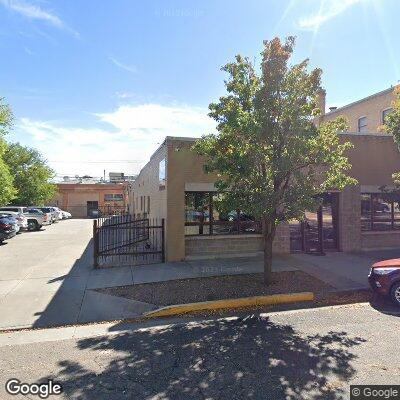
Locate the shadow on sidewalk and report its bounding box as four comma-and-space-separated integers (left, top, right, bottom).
37, 314, 366, 399
32, 238, 94, 328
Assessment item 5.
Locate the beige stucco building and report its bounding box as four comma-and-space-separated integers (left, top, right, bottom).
132, 87, 400, 263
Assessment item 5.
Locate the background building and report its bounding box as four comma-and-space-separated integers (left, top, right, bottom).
53, 181, 129, 218
317, 86, 395, 132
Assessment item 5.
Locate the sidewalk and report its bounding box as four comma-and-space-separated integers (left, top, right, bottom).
1, 238, 387, 330
291, 250, 394, 291
0, 253, 298, 330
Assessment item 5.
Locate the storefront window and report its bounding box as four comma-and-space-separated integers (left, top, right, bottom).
184, 191, 261, 235
361, 193, 400, 231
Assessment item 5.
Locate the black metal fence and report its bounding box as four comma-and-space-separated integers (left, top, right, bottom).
93, 213, 165, 267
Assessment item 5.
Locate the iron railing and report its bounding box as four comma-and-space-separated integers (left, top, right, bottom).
93, 214, 165, 267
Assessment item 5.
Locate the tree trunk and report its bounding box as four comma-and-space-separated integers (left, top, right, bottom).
262, 218, 276, 285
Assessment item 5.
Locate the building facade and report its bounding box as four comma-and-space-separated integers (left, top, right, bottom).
132, 87, 400, 263
53, 182, 128, 218
317, 86, 395, 132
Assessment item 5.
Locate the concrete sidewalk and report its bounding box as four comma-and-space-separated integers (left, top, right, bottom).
291, 249, 400, 291
0, 221, 298, 330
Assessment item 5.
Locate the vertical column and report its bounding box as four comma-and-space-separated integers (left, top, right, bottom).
338, 185, 361, 252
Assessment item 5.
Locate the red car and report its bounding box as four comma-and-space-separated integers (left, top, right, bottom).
368, 259, 400, 306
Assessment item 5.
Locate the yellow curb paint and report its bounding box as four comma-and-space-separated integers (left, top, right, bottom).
144, 292, 314, 318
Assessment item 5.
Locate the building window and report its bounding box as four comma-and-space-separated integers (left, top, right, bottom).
184, 191, 261, 235
361, 193, 400, 231
147, 196, 150, 214
358, 116, 367, 133
382, 108, 393, 124
159, 158, 166, 190
104, 194, 124, 201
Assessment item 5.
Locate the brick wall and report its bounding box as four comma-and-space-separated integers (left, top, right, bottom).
361, 231, 400, 250
185, 223, 290, 258
320, 87, 394, 133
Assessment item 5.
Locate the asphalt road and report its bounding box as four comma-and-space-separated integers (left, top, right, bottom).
0, 303, 399, 400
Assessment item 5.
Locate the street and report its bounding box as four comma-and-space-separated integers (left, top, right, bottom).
1, 303, 399, 400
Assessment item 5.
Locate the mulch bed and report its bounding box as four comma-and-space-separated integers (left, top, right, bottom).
97, 271, 335, 307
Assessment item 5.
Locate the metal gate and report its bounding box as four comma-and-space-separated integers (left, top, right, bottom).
93, 213, 165, 267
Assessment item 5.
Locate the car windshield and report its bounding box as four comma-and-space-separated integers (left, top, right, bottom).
27, 209, 44, 214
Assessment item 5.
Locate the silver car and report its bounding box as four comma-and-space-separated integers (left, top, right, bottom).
0, 211, 28, 231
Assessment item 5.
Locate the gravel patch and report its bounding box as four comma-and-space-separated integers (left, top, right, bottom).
97, 271, 333, 306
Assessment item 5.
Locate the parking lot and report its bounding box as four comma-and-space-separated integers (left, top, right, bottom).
0, 219, 94, 329
0, 218, 159, 330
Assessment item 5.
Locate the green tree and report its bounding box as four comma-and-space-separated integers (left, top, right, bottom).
194, 37, 356, 284
0, 98, 16, 206
383, 85, 400, 184
5, 143, 56, 206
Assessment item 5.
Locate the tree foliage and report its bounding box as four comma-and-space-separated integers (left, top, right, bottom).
5, 143, 56, 206
0, 98, 16, 206
193, 37, 357, 283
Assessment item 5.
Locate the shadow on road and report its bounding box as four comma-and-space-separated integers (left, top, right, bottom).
37, 314, 366, 399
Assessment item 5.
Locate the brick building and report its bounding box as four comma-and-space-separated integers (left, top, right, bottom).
53, 182, 128, 218
132, 87, 400, 262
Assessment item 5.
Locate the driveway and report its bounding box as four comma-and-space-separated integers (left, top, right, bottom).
0, 220, 154, 330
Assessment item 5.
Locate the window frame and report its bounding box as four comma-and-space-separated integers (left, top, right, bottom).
357, 116, 367, 133
381, 107, 393, 124
361, 193, 400, 231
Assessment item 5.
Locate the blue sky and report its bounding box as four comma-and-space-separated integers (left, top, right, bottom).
0, 0, 399, 179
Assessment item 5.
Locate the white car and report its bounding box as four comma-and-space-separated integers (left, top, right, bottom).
51, 207, 65, 220
0, 211, 28, 231
60, 209, 72, 219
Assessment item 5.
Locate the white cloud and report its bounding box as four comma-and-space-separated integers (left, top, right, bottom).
298, 0, 362, 30
109, 57, 137, 74
114, 91, 136, 99
0, 0, 78, 36
16, 103, 216, 178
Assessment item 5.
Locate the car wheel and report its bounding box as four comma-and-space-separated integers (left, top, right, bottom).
27, 220, 39, 231
390, 282, 400, 306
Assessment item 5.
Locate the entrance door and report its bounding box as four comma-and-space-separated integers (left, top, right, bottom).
87, 201, 99, 217
290, 192, 339, 254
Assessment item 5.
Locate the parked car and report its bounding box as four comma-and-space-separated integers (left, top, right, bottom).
0, 215, 17, 243
34, 206, 59, 223
60, 209, 72, 219
50, 207, 64, 220
0, 213, 20, 234
368, 259, 400, 306
0, 206, 29, 214
0, 211, 27, 231
24, 208, 51, 231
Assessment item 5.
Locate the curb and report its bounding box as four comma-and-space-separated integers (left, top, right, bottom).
144, 292, 315, 318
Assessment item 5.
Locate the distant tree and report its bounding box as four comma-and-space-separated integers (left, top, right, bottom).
5, 143, 56, 206
194, 37, 356, 284
0, 98, 16, 206
383, 85, 400, 184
